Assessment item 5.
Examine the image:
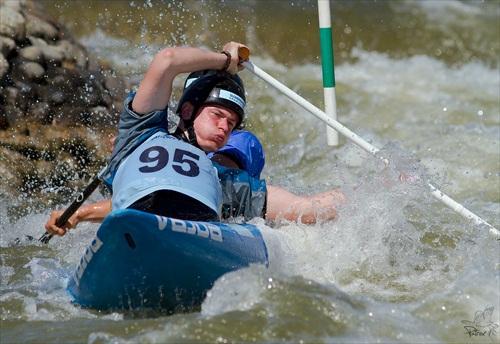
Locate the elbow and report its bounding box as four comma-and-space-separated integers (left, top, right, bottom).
154, 47, 185, 75
154, 48, 176, 71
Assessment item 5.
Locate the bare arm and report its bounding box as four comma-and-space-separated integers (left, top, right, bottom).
44, 200, 112, 237
265, 185, 345, 224
133, 42, 248, 115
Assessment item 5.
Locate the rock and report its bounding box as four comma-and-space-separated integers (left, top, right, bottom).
0, 6, 26, 42
0, 53, 9, 80
18, 46, 44, 63
0, 0, 128, 212
25, 13, 59, 41
0, 36, 17, 57
58, 39, 88, 68
0, 0, 22, 11
28, 36, 66, 64
22, 61, 46, 80
1, 0, 128, 131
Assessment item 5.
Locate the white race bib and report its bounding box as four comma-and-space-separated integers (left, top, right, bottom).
112, 132, 222, 217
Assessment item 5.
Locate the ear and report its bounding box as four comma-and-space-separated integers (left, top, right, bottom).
181, 102, 195, 121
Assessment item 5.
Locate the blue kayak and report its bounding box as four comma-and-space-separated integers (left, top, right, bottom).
67, 209, 269, 313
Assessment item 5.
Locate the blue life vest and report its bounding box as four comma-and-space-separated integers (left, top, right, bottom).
214, 163, 267, 220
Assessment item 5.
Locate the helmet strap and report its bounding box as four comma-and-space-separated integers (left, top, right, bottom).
172, 117, 200, 149
185, 122, 199, 148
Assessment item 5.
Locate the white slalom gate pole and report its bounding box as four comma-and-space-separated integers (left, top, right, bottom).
318, 0, 339, 146
239, 55, 500, 239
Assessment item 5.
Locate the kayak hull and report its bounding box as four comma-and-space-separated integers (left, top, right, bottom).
67, 209, 268, 312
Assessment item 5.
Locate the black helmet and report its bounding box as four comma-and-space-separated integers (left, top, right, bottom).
177, 71, 246, 129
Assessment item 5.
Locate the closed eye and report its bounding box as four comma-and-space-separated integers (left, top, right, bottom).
211, 109, 237, 130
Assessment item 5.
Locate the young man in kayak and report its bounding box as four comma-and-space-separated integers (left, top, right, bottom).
44, 130, 265, 232
45, 129, 346, 233
46, 41, 249, 237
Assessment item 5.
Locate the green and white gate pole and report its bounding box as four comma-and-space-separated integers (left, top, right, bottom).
318, 0, 339, 146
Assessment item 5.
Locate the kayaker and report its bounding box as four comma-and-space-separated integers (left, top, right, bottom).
45, 41, 249, 237
45, 59, 346, 236
45, 129, 345, 233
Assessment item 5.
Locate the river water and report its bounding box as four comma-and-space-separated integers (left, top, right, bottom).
1, 1, 499, 343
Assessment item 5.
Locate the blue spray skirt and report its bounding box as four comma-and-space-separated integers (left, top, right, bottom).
67, 209, 269, 312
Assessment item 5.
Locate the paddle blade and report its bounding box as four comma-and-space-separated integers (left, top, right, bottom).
39, 232, 52, 244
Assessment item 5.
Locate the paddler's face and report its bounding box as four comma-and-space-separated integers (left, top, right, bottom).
192, 104, 239, 153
